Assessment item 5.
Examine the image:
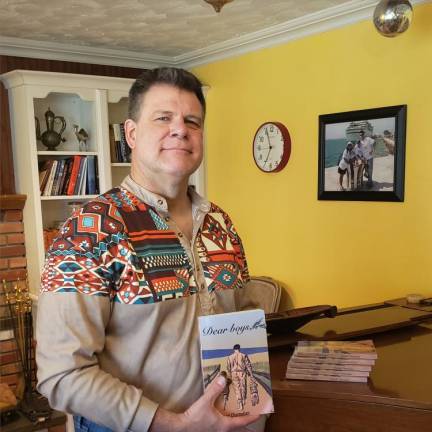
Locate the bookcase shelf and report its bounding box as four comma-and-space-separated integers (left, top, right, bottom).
37, 151, 98, 156
40, 195, 98, 201
1, 70, 206, 296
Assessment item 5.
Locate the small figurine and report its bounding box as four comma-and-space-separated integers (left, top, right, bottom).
73, 125, 89, 151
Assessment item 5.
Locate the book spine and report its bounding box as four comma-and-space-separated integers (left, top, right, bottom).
86, 156, 96, 195
43, 160, 58, 196
73, 157, 86, 195
109, 124, 117, 163
286, 372, 368, 383
113, 123, 122, 161
67, 156, 82, 195
288, 360, 372, 372
39, 160, 54, 193
286, 366, 370, 377
52, 159, 66, 196
61, 158, 74, 196
79, 157, 88, 195
119, 123, 129, 162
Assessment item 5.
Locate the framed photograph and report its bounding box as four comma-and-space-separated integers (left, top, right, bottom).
318, 105, 407, 201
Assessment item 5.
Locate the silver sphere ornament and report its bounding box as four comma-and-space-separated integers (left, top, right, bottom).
373, 0, 413, 37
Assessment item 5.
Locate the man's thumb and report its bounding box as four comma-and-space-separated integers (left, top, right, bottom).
203, 374, 226, 405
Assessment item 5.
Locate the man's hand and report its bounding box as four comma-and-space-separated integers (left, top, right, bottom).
149, 375, 260, 432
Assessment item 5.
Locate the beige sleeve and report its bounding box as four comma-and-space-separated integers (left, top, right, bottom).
36, 292, 158, 432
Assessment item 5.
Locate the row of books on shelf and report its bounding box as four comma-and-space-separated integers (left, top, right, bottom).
109, 123, 131, 163
285, 340, 377, 383
38, 156, 99, 197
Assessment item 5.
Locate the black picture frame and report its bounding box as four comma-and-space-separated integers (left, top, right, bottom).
318, 105, 407, 201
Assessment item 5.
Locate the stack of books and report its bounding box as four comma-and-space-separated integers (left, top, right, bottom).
286, 340, 377, 383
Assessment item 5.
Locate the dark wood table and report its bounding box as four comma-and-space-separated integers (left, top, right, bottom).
267, 305, 432, 432
1, 409, 66, 432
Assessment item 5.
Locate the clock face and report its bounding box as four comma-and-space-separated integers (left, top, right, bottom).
253, 122, 291, 172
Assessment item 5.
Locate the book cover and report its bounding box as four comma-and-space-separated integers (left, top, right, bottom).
294, 340, 377, 360
198, 309, 274, 417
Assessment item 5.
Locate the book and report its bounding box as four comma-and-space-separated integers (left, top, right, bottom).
286, 340, 377, 383
60, 158, 74, 195
43, 160, 58, 196
67, 155, 83, 195
109, 124, 118, 163
285, 372, 367, 383
288, 358, 372, 371
293, 340, 378, 360
57, 157, 72, 196
198, 309, 274, 417
77, 157, 88, 195
286, 365, 370, 377
51, 159, 66, 196
38, 160, 54, 193
86, 156, 97, 195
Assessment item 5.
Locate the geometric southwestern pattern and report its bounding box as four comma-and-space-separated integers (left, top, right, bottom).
40, 188, 249, 305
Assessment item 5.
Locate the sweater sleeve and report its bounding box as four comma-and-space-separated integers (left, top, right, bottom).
219, 207, 250, 284
36, 202, 158, 432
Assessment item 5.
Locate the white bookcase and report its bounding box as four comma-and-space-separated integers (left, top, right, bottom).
1, 70, 206, 296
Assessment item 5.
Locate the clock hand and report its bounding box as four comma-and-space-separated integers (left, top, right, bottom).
264, 129, 273, 165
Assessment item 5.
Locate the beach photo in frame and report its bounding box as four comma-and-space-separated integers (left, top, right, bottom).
318, 105, 407, 202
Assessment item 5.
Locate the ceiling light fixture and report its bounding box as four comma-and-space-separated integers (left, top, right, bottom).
204, 0, 234, 13
373, 0, 413, 37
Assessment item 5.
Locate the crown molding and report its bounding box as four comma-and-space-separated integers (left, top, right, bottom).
0, 0, 427, 69
176, 0, 427, 68
0, 36, 173, 68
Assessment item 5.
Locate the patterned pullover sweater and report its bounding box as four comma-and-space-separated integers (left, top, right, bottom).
36, 180, 250, 432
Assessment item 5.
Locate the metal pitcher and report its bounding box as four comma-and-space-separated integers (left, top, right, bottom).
35, 107, 66, 150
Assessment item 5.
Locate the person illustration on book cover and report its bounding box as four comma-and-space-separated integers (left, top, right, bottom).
226, 344, 259, 411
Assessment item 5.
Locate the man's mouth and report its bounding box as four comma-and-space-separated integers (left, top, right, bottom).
162, 148, 192, 154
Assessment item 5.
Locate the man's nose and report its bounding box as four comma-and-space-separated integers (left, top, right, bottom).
170, 119, 187, 138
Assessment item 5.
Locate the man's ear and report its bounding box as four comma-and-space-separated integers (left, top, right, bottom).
124, 119, 137, 149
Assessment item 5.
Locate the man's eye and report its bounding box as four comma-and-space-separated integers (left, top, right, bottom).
156, 116, 170, 121
186, 120, 202, 129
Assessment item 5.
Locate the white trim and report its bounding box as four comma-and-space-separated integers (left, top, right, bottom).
177, 0, 428, 68
0, 0, 428, 69
0, 35, 172, 68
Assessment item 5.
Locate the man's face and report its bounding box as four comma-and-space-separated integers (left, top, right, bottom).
125, 84, 204, 181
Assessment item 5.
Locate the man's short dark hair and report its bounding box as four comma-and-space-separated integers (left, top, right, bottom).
233, 344, 241, 350
128, 67, 206, 121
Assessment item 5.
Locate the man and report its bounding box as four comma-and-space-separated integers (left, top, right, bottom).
36, 68, 262, 432
382, 130, 395, 155
226, 345, 259, 411
357, 130, 375, 188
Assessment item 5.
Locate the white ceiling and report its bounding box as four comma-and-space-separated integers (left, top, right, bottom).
0, 0, 426, 68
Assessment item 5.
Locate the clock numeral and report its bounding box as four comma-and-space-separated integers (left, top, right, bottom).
258, 154, 263, 160
257, 144, 261, 151
259, 136, 264, 143
270, 126, 274, 133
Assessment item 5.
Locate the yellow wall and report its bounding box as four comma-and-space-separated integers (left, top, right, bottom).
193, 3, 432, 309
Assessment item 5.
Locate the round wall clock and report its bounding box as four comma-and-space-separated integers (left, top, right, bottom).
252, 122, 291, 173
